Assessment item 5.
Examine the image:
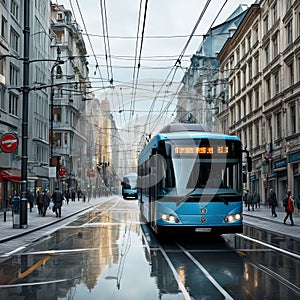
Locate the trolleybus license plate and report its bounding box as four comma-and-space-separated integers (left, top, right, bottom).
195, 228, 211, 232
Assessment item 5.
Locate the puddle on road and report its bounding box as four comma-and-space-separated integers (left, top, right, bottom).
0, 208, 186, 300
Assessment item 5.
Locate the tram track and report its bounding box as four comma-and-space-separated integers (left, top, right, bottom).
141, 221, 300, 300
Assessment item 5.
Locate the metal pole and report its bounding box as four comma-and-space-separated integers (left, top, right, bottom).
20, 0, 30, 228
49, 58, 63, 191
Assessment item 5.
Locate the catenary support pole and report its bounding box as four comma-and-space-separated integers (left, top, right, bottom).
20, 0, 30, 228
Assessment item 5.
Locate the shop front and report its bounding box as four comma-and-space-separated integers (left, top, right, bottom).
288, 151, 300, 202
0, 168, 21, 212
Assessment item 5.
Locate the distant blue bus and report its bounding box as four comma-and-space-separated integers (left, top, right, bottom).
138, 123, 251, 235
121, 173, 138, 199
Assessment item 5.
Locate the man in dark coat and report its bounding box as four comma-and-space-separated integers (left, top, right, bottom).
267, 189, 278, 217
52, 187, 64, 217
42, 189, 51, 217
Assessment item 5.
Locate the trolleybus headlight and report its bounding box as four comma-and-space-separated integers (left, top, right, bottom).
162, 213, 168, 220
224, 213, 242, 223
161, 213, 179, 223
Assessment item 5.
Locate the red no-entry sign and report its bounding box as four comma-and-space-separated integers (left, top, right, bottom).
0, 133, 19, 153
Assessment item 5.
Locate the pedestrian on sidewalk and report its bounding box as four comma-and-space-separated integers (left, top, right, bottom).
267, 189, 278, 217
26, 188, 34, 212
247, 190, 254, 211
253, 191, 260, 209
42, 189, 51, 217
71, 189, 76, 202
243, 190, 248, 208
36, 190, 43, 215
283, 190, 294, 226
77, 189, 82, 201
52, 187, 64, 218
64, 189, 70, 205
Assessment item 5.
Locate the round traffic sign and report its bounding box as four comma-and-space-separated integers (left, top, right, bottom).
0, 133, 19, 153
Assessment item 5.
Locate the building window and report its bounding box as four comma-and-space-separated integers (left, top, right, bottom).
249, 92, 253, 113
255, 89, 259, 109
236, 47, 240, 62
237, 101, 241, 120
288, 62, 294, 86
247, 33, 251, 51
53, 132, 62, 147
0, 87, 5, 110
266, 78, 271, 99
241, 40, 245, 57
254, 55, 259, 75
253, 25, 258, 44
265, 44, 270, 65
249, 125, 253, 149
248, 60, 252, 81
237, 72, 241, 92
263, 15, 269, 35
9, 64, 18, 87
1, 16, 7, 39
272, 33, 278, 57
298, 11, 300, 39
230, 81, 234, 98
10, 27, 19, 53
267, 118, 272, 144
272, 2, 278, 24
286, 19, 293, 46
286, 0, 292, 11
10, 0, 19, 21
255, 123, 260, 147
9, 92, 18, 116
276, 113, 281, 139
54, 107, 62, 122
55, 31, 64, 43
242, 67, 246, 87
274, 71, 280, 95
290, 104, 296, 134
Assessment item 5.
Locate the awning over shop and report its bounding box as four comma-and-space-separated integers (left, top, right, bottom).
0, 169, 21, 182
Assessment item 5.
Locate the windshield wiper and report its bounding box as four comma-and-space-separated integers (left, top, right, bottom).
176, 188, 199, 207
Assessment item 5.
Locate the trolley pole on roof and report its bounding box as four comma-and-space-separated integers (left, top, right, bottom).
20, 0, 30, 228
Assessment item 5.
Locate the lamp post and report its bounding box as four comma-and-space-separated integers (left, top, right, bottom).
49, 50, 64, 190
20, 0, 30, 228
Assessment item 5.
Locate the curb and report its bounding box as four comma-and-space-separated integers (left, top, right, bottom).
0, 202, 97, 244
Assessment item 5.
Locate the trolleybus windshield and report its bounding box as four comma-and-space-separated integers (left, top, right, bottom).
158, 138, 243, 196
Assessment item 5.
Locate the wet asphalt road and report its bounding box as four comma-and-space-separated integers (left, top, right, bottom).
0, 196, 299, 299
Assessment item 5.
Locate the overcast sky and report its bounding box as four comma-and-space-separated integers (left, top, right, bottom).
54, 0, 256, 133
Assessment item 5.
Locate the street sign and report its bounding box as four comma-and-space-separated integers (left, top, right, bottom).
0, 133, 19, 153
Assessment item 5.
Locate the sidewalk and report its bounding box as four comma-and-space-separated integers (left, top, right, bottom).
0, 197, 108, 244
0, 199, 299, 245
243, 204, 300, 241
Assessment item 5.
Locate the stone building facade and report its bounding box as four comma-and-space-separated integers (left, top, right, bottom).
217, 0, 300, 204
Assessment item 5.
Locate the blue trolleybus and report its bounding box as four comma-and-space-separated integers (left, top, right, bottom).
138, 123, 251, 235
121, 173, 138, 199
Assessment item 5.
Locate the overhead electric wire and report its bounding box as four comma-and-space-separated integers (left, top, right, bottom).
99, 0, 114, 85
138, 0, 213, 144
129, 0, 144, 118
73, 0, 105, 87
130, 0, 149, 118
154, 0, 230, 129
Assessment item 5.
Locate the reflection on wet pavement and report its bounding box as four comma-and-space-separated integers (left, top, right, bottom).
1, 199, 300, 299
0, 202, 186, 299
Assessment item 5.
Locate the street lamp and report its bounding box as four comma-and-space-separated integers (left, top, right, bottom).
49, 52, 64, 189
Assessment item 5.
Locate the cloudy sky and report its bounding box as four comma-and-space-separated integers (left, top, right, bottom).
54, 0, 256, 133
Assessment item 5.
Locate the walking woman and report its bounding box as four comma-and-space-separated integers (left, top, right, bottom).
284, 191, 294, 226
